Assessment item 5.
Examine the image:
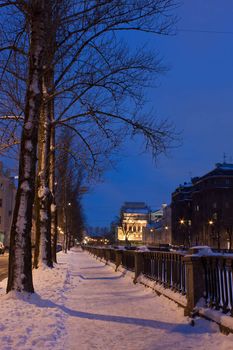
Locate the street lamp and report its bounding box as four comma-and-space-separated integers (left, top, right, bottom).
208, 219, 216, 248
179, 219, 191, 247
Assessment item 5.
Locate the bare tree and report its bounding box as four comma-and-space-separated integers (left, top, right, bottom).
120, 215, 138, 246
0, 0, 177, 293
6, 0, 47, 293
55, 128, 88, 253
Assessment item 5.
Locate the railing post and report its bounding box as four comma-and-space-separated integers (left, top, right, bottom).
134, 252, 144, 283
183, 256, 205, 316
115, 250, 122, 271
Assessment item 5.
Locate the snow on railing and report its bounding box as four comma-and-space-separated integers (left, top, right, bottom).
202, 256, 233, 314
142, 251, 186, 295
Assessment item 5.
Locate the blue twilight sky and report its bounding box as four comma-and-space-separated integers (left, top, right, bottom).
84, 0, 233, 227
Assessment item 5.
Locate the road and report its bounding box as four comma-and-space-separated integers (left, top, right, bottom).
0, 254, 8, 281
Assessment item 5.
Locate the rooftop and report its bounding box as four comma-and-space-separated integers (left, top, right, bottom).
123, 202, 148, 208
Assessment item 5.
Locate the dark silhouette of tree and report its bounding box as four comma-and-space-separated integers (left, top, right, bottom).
0, 0, 177, 293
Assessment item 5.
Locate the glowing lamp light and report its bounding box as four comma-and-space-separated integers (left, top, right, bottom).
209, 220, 213, 225
180, 219, 185, 225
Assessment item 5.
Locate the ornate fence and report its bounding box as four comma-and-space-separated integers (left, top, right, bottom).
84, 246, 233, 318
142, 252, 186, 294
85, 246, 186, 293
202, 256, 233, 314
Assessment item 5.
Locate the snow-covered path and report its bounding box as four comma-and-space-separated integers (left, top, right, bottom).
63, 249, 233, 350
0, 249, 233, 350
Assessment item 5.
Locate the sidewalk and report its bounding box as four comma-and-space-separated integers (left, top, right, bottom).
0, 248, 233, 350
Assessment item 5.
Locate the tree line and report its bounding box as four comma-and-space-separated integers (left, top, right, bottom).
0, 0, 177, 293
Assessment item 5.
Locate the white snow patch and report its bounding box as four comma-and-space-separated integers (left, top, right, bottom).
25, 140, 33, 152
0, 250, 233, 349
24, 153, 31, 178
14, 192, 27, 290
198, 307, 233, 331
21, 181, 30, 192
137, 274, 187, 307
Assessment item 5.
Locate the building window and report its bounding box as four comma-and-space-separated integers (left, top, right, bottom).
196, 205, 199, 211
213, 202, 217, 209
225, 202, 229, 208
226, 179, 230, 185
0, 199, 2, 207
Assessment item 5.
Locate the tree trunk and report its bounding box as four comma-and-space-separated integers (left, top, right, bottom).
64, 206, 68, 254
50, 109, 58, 263
37, 77, 53, 268
34, 0, 55, 268
7, 3, 45, 293
33, 177, 40, 269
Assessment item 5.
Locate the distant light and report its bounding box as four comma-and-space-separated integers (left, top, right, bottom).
209, 220, 213, 225
165, 226, 169, 230
68, 202, 71, 206
14, 176, 19, 179
180, 219, 185, 224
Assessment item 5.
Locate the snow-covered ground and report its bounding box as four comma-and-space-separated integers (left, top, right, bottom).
0, 248, 233, 350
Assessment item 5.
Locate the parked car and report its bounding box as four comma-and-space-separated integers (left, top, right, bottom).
0, 242, 5, 255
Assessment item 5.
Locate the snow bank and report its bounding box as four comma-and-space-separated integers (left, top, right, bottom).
195, 299, 233, 334
0, 249, 233, 349
137, 274, 187, 307
0, 253, 69, 350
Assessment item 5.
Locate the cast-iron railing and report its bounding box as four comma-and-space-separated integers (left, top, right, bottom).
202, 256, 233, 314
121, 250, 135, 271
84, 245, 233, 317
142, 251, 186, 294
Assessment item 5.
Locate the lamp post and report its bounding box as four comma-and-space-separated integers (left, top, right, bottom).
180, 219, 191, 248
208, 219, 215, 248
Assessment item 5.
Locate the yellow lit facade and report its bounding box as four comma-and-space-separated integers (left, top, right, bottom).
116, 202, 149, 242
